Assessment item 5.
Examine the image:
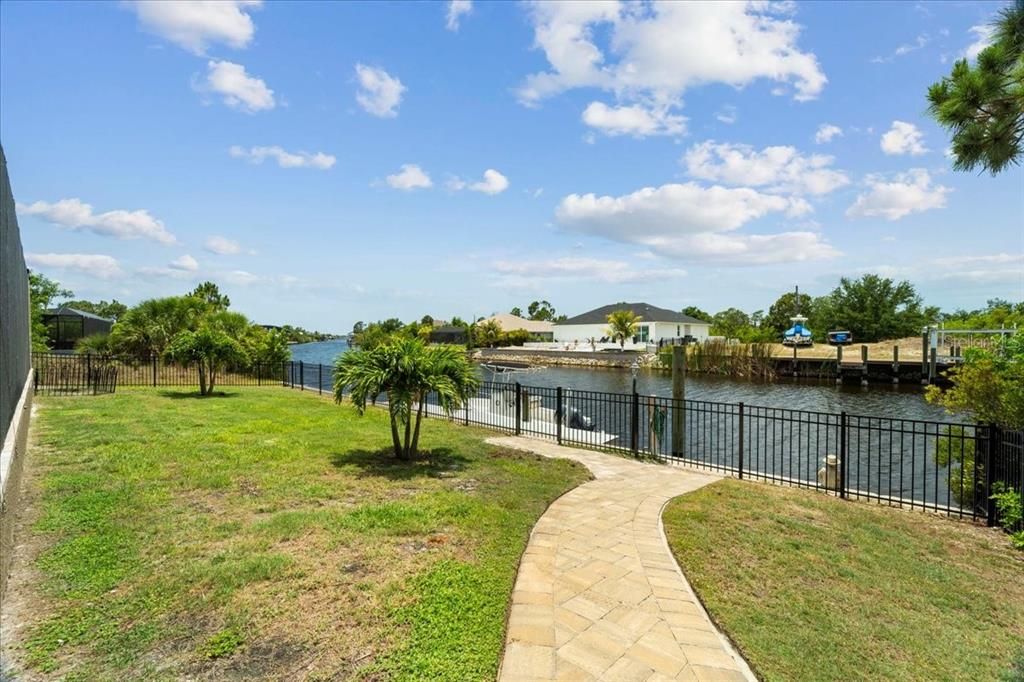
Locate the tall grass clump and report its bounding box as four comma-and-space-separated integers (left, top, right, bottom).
659, 340, 776, 380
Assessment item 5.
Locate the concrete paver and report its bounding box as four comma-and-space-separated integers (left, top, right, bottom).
490, 436, 756, 682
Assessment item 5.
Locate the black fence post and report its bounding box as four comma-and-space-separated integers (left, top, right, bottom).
152, 355, 157, 387
839, 411, 848, 499
514, 382, 522, 436
737, 402, 745, 480
319, 364, 323, 395
984, 423, 999, 527
299, 361, 305, 391
556, 386, 563, 445
630, 390, 639, 456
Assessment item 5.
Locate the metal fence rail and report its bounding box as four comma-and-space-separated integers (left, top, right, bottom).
31, 355, 1023, 533
32, 353, 288, 389
277, 361, 1022, 532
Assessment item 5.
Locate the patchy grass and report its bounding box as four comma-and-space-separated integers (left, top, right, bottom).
663, 479, 1024, 682
8, 387, 588, 680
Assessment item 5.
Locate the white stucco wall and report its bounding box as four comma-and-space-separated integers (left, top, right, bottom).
553, 321, 710, 345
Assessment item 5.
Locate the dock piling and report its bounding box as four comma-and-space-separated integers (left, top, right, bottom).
671, 345, 686, 457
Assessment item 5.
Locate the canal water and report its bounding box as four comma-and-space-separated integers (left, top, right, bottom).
288, 339, 949, 422
289, 340, 983, 513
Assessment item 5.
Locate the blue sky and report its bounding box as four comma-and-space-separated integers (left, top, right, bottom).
2, 0, 1021, 332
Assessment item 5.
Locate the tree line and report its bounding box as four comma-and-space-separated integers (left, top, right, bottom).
687, 275, 1020, 344
29, 276, 291, 395
28, 273, 338, 352
350, 315, 535, 350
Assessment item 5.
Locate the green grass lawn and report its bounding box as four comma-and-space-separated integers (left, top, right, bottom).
8, 387, 588, 681
663, 479, 1024, 682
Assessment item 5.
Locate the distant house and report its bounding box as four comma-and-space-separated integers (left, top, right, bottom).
481, 313, 555, 341
554, 302, 710, 347
429, 325, 468, 345
42, 306, 115, 351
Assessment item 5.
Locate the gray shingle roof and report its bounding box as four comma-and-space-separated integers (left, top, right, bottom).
45, 306, 115, 323
556, 303, 707, 326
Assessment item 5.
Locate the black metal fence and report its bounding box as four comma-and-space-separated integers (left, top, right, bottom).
31, 355, 1023, 533
34, 357, 118, 396
31, 353, 289, 391
1, 145, 32, 440
277, 361, 1023, 532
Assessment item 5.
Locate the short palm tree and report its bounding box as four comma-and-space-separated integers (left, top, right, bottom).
606, 310, 642, 350
475, 319, 502, 348
333, 336, 479, 460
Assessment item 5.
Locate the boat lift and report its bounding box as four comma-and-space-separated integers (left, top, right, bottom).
782, 285, 813, 347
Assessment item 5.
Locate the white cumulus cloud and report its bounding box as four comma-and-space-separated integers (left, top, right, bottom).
846, 169, 950, 221
880, 120, 927, 156
355, 64, 405, 118
128, 0, 261, 55
169, 254, 199, 271
554, 182, 833, 265
26, 253, 123, 279
387, 164, 433, 191
581, 102, 685, 138
446, 0, 472, 31
449, 169, 509, 195
683, 142, 849, 195
204, 236, 242, 255
201, 60, 275, 112
229, 145, 335, 169
815, 124, 842, 144
17, 198, 176, 245
964, 24, 995, 60
518, 2, 825, 133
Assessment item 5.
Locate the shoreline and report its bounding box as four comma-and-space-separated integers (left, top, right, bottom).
473, 347, 946, 386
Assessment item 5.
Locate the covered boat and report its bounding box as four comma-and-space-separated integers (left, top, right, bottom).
783, 315, 813, 347
827, 330, 853, 345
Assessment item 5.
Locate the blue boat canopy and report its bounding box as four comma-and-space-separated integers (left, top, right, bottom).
784, 324, 812, 338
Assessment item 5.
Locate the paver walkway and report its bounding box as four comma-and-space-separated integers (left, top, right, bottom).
489, 436, 756, 682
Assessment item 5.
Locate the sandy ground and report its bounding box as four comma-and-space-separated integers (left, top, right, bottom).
768, 337, 927, 362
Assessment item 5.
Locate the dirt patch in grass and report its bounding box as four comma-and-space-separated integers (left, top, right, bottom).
663, 479, 1024, 682
2, 388, 589, 680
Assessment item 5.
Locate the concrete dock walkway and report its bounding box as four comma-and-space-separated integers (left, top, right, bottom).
488, 436, 756, 682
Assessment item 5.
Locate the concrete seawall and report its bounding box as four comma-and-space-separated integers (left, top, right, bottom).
476, 348, 949, 385
1, 369, 33, 599
476, 348, 650, 369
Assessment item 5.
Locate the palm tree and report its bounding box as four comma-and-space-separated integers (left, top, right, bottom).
164, 326, 246, 395
606, 309, 642, 350
109, 296, 206, 356
333, 337, 479, 460
475, 319, 503, 348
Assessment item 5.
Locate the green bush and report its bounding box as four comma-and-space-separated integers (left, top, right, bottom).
504, 329, 531, 346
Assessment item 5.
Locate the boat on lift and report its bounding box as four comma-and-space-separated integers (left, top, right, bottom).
781, 285, 814, 347
783, 315, 814, 347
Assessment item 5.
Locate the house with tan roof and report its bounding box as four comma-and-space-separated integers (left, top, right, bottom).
482, 313, 555, 341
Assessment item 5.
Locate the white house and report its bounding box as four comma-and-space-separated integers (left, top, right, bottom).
553, 302, 711, 348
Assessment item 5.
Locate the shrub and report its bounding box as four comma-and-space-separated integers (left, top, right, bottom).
164, 327, 246, 395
